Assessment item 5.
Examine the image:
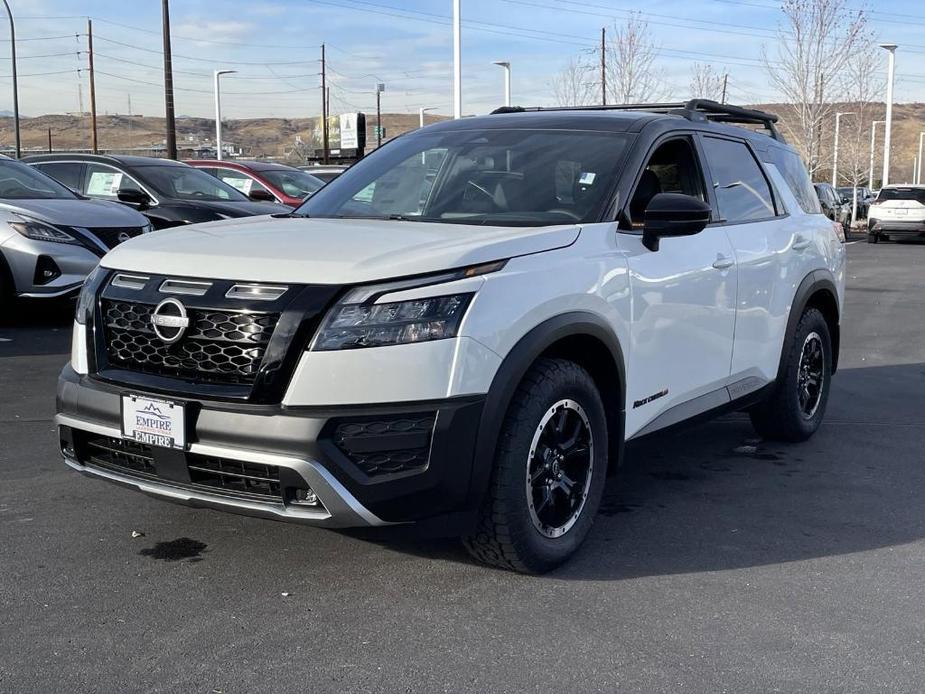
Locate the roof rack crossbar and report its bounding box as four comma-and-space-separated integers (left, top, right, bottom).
491, 99, 786, 142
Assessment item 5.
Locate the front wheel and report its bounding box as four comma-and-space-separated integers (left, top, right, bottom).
750, 308, 832, 442
463, 358, 608, 573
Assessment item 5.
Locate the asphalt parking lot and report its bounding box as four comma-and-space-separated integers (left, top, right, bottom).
1, 240, 924, 693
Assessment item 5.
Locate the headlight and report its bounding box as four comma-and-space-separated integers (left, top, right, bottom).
9, 216, 79, 244
75, 265, 105, 325
311, 293, 473, 351
141, 223, 154, 234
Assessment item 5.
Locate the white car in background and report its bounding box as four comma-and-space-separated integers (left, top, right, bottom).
867, 185, 925, 243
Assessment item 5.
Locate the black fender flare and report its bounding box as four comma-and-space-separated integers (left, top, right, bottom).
778, 269, 841, 380
466, 312, 627, 510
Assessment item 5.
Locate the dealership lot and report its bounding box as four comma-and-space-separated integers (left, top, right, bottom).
1, 241, 924, 693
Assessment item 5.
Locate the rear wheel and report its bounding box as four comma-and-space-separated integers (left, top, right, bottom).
463, 358, 608, 574
750, 308, 832, 442
867, 232, 878, 244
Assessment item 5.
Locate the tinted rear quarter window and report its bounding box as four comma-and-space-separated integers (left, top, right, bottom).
767, 147, 820, 214
34, 162, 84, 191
701, 136, 776, 223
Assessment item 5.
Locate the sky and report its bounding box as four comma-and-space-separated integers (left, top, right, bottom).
2, 0, 925, 120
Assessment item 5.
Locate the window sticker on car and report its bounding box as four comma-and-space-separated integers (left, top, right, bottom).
579, 172, 597, 185
86, 171, 122, 196
222, 176, 253, 195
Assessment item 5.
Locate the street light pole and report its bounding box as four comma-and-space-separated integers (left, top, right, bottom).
492, 61, 511, 107
869, 120, 884, 189
832, 111, 854, 188
880, 43, 897, 187
213, 69, 236, 160
453, 0, 461, 118
419, 106, 436, 128
2, 0, 21, 158
917, 132, 924, 185
375, 82, 385, 148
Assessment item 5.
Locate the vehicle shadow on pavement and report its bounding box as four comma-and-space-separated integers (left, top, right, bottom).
0, 298, 74, 357
369, 362, 925, 579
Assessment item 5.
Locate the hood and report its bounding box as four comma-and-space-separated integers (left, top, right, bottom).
0, 197, 149, 227
183, 199, 285, 217
101, 215, 581, 284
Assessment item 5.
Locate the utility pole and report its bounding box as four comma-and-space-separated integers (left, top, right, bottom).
213, 70, 235, 160
721, 74, 728, 104
2, 0, 21, 158
162, 0, 177, 160
321, 43, 329, 164
600, 27, 606, 105
87, 18, 98, 153
47, 127, 52, 153
453, 0, 461, 118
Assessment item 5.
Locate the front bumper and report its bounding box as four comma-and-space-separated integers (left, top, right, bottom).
0, 234, 99, 297
57, 366, 485, 529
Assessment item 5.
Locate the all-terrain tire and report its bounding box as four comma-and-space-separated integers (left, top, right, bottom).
463, 358, 608, 574
749, 307, 832, 442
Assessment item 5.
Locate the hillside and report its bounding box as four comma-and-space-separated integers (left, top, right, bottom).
2, 104, 924, 183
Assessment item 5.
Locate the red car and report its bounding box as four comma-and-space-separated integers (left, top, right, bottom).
187, 160, 325, 207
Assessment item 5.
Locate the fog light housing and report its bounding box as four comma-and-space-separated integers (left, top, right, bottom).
33, 255, 61, 285
292, 487, 319, 506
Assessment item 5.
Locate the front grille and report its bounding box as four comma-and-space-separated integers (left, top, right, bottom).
187, 455, 282, 498
103, 300, 278, 385
332, 414, 436, 477
72, 431, 284, 502
87, 226, 145, 250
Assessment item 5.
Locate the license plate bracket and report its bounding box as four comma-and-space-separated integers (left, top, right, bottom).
121, 394, 186, 450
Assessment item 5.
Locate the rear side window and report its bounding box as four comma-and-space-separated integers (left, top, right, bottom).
34, 162, 84, 191
701, 137, 776, 223
877, 187, 925, 204
768, 147, 820, 214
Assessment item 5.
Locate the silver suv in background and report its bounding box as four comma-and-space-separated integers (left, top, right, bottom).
0, 156, 152, 302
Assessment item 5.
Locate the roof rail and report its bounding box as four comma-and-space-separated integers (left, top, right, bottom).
490, 99, 786, 142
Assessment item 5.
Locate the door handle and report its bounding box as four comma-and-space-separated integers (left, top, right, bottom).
712, 256, 735, 270
792, 235, 811, 251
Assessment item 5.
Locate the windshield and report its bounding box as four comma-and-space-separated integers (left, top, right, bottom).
877, 187, 925, 204
134, 165, 250, 202
0, 160, 78, 200
296, 128, 630, 226
261, 169, 324, 198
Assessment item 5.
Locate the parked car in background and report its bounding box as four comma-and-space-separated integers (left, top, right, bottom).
297, 165, 348, 182
814, 183, 850, 230
837, 186, 873, 219
0, 156, 151, 303
867, 184, 925, 243
24, 154, 281, 230
187, 160, 325, 207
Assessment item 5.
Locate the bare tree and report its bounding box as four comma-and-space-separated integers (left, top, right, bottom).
763, 0, 872, 176
606, 14, 665, 104
551, 56, 595, 107
689, 63, 726, 102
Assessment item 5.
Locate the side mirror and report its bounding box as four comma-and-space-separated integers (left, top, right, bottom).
248, 188, 276, 202
117, 188, 151, 210
642, 193, 711, 252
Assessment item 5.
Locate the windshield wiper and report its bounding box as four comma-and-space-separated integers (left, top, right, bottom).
332, 213, 423, 222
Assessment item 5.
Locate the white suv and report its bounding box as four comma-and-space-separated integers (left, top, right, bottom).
867, 184, 925, 243
56, 101, 846, 573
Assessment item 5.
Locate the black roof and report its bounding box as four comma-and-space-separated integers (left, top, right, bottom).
22, 153, 191, 167
420, 100, 788, 148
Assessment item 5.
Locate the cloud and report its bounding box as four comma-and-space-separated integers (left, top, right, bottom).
171, 19, 255, 44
